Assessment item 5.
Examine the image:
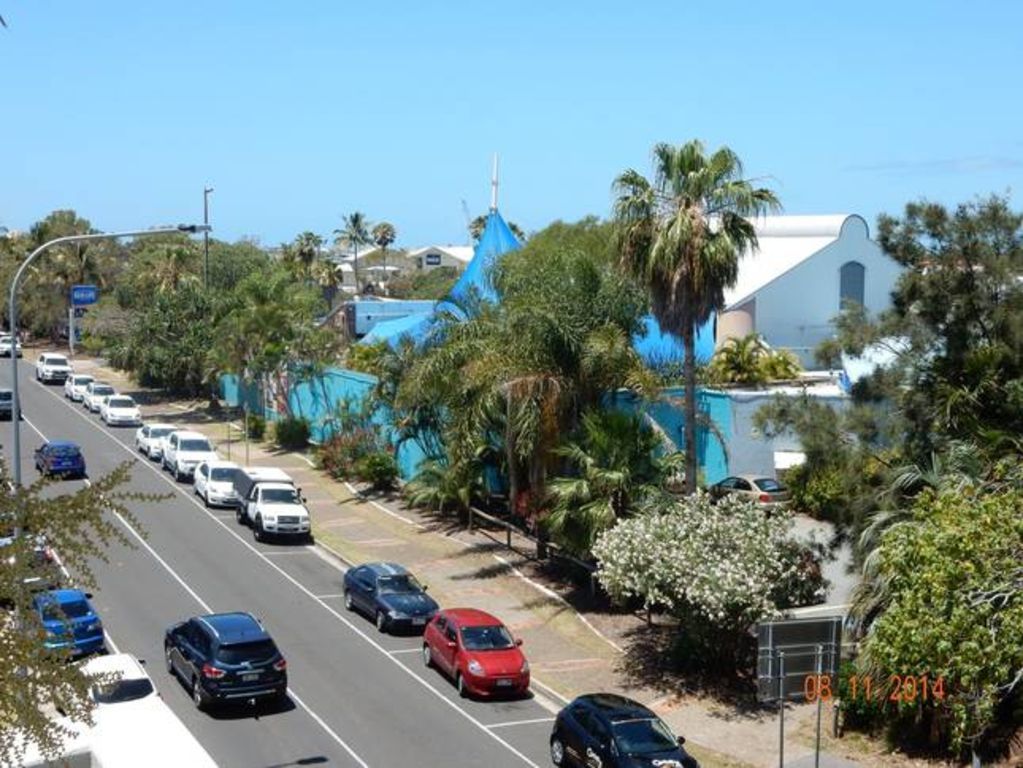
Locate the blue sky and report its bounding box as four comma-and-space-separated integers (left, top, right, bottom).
1, 1, 1021, 247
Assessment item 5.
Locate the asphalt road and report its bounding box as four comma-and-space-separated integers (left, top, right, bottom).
4, 359, 559, 768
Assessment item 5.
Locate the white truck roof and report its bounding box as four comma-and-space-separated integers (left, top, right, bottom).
240, 467, 294, 484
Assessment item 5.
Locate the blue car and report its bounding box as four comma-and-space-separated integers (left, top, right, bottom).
342, 562, 439, 633
33, 589, 105, 656
34, 441, 86, 479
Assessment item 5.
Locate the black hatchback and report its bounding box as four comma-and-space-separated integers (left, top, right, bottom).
164, 612, 287, 710
550, 693, 699, 768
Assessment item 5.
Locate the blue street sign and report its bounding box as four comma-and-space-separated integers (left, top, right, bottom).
70, 284, 98, 306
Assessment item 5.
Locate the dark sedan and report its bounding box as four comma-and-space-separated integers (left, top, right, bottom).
343, 562, 438, 633
550, 693, 699, 768
34, 441, 86, 479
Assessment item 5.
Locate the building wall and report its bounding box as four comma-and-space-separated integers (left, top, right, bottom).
749, 216, 902, 366
417, 249, 467, 272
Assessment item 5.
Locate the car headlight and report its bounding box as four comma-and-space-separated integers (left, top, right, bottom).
87, 621, 102, 633
520, 659, 529, 674
388, 609, 402, 619
467, 659, 484, 676
262, 515, 277, 524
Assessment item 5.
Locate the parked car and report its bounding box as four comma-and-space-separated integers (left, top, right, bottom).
161, 431, 217, 482
36, 353, 73, 384
33, 588, 105, 657
82, 382, 117, 413
240, 480, 311, 543
549, 693, 699, 768
708, 475, 790, 510
100, 395, 142, 427
135, 422, 176, 460
164, 612, 287, 711
0, 334, 23, 358
83, 653, 159, 706
0, 387, 17, 420
422, 608, 529, 698
34, 440, 86, 479
193, 460, 241, 508
64, 374, 95, 401
343, 562, 438, 633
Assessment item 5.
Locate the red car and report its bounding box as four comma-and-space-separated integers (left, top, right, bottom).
422, 608, 530, 698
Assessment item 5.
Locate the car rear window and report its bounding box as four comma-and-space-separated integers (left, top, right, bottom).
93, 385, 115, 395
51, 445, 81, 458
754, 478, 785, 492
92, 677, 155, 704
216, 639, 277, 664
211, 467, 239, 482
180, 439, 212, 452
0, 391, 11, 401
42, 599, 91, 620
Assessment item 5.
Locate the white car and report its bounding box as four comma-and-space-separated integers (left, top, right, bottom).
135, 423, 176, 460
161, 431, 217, 482
64, 374, 95, 401
0, 335, 23, 358
100, 395, 142, 427
245, 482, 312, 542
35, 353, 73, 384
82, 653, 158, 707
193, 460, 241, 507
82, 382, 117, 413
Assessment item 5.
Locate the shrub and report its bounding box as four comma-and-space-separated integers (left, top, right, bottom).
245, 413, 266, 440
355, 451, 399, 491
273, 416, 309, 450
318, 428, 378, 480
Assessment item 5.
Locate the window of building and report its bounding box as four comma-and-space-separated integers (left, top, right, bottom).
839, 261, 865, 308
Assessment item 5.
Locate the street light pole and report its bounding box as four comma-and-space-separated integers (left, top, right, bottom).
8, 224, 210, 488
203, 187, 213, 288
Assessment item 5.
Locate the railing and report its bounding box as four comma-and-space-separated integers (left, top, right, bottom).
466, 505, 600, 598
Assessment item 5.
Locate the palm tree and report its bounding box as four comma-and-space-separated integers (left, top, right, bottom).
613, 140, 780, 492
291, 232, 324, 279
709, 334, 769, 386
372, 222, 397, 294
334, 212, 372, 293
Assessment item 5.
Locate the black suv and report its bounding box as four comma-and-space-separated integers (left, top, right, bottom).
164, 612, 287, 710
550, 693, 699, 768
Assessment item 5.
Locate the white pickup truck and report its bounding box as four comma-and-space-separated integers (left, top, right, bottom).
232, 467, 311, 543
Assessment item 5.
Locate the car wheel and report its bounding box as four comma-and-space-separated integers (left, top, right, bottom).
203, 490, 210, 508
343, 591, 353, 611
550, 735, 566, 766
456, 672, 468, 698
192, 678, 206, 711
375, 610, 388, 633
235, 507, 246, 525
174, 463, 183, 482
253, 516, 264, 542
422, 644, 433, 668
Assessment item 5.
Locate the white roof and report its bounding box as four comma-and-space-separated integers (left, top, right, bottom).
242, 466, 293, 483
82, 652, 149, 683
170, 430, 207, 440
724, 214, 866, 310
406, 245, 475, 264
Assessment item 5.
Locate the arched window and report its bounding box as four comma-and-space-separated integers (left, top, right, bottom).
839, 261, 865, 308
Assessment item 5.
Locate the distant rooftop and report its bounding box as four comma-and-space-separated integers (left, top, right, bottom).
406, 245, 475, 264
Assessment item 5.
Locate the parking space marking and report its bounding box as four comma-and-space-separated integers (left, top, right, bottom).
37, 383, 543, 768
314, 593, 346, 599
388, 648, 422, 655
487, 717, 556, 730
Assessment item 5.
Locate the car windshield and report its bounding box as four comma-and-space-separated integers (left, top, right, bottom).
0, 391, 10, 401
460, 624, 515, 650
262, 487, 298, 504
92, 677, 154, 704
74, 376, 93, 384
42, 599, 91, 621
47, 356, 69, 366
150, 427, 173, 438
50, 445, 81, 458
107, 397, 135, 408
377, 574, 423, 594
93, 386, 115, 396
216, 639, 277, 664
611, 717, 678, 756
211, 467, 239, 482
755, 478, 785, 493
180, 439, 212, 452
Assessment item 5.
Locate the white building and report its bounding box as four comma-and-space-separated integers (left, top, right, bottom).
406, 245, 474, 272
717, 214, 902, 366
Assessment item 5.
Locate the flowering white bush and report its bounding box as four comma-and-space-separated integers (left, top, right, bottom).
593, 492, 819, 630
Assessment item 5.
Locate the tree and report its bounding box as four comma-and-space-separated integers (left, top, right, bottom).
0, 463, 158, 765
593, 492, 826, 672
284, 232, 324, 281
707, 334, 801, 386
371, 222, 397, 293
334, 213, 372, 293
613, 140, 779, 493
856, 486, 1023, 756
386, 266, 459, 300
545, 410, 680, 557
469, 214, 526, 244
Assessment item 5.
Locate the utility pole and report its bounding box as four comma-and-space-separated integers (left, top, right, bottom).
203, 186, 214, 288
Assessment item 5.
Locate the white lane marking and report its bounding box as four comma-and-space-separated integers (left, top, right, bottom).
492, 553, 624, 654
387, 648, 422, 655
314, 593, 346, 599
487, 717, 556, 730
37, 417, 371, 768
38, 385, 542, 768
343, 481, 424, 528
529, 678, 570, 706
260, 550, 310, 557
104, 630, 122, 654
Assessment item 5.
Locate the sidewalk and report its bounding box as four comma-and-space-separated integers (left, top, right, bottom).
72, 356, 883, 768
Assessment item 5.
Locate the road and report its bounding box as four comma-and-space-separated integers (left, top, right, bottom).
4, 359, 559, 768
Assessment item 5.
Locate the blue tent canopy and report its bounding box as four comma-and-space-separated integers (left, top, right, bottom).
359, 310, 435, 347
449, 210, 521, 304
